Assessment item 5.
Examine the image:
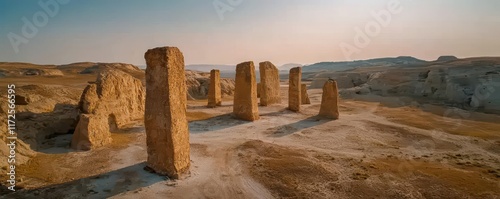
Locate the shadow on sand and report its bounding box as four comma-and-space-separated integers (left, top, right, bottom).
1, 162, 165, 199
189, 113, 251, 134
267, 116, 334, 137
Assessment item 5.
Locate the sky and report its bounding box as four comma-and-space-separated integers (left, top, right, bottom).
0, 0, 499, 66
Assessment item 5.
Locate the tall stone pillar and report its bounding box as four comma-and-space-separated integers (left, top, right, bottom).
207, 69, 222, 108
233, 61, 260, 121
144, 46, 190, 179
301, 84, 311, 104
288, 67, 302, 112
259, 61, 281, 106
319, 79, 340, 119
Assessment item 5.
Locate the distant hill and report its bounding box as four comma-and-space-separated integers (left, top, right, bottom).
302, 56, 427, 72
185, 64, 235, 72
279, 63, 302, 71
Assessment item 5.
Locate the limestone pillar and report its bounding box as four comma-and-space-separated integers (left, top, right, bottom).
144, 46, 190, 179
319, 79, 340, 119
288, 67, 302, 112
301, 84, 311, 104
207, 69, 222, 108
259, 61, 281, 106
233, 61, 260, 121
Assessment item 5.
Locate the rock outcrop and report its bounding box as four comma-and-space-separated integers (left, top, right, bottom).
319, 80, 340, 119
436, 56, 458, 62
233, 61, 260, 121
185, 70, 235, 100
208, 69, 222, 108
71, 69, 145, 150
144, 46, 190, 179
301, 84, 311, 104
259, 61, 281, 106
288, 67, 302, 112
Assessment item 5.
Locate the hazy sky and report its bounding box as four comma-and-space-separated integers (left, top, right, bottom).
1, 0, 499, 66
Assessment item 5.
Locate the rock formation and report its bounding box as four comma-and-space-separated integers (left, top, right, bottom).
319, 80, 340, 119
301, 84, 311, 104
185, 70, 235, 100
71, 69, 145, 150
144, 46, 190, 179
259, 61, 281, 106
207, 69, 222, 107
288, 67, 302, 112
233, 61, 260, 121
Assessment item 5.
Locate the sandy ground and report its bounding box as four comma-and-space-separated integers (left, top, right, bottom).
2, 84, 500, 199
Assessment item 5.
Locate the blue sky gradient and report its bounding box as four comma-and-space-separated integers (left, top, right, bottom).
1, 0, 499, 66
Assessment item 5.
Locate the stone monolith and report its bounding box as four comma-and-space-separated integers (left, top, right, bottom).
301, 84, 311, 104
207, 69, 222, 108
288, 67, 302, 112
233, 61, 260, 121
144, 46, 190, 179
259, 61, 281, 106
319, 79, 340, 119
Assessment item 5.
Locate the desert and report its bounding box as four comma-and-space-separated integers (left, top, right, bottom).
0, 54, 499, 198
1, 1, 499, 198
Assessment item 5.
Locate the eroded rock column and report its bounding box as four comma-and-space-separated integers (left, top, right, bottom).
319, 79, 340, 119
288, 67, 302, 112
301, 84, 311, 104
233, 61, 260, 121
144, 46, 190, 179
259, 61, 281, 106
207, 69, 222, 108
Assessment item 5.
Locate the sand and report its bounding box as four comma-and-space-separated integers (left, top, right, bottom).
2, 84, 499, 199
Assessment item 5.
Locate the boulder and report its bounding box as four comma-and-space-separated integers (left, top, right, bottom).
72, 69, 145, 150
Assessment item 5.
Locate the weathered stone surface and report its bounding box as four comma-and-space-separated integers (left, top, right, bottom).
72, 69, 145, 150
288, 67, 302, 112
319, 80, 340, 119
144, 46, 190, 179
71, 114, 112, 150
301, 84, 311, 104
208, 69, 222, 107
259, 61, 281, 106
233, 61, 260, 121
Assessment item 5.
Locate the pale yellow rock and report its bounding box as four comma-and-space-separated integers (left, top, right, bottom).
259, 61, 281, 106
288, 67, 302, 112
301, 84, 311, 104
207, 69, 222, 108
71, 114, 112, 151
72, 69, 145, 150
319, 80, 340, 119
233, 61, 260, 121
144, 46, 190, 179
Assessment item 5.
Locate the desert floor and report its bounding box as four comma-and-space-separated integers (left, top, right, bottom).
2, 83, 500, 199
